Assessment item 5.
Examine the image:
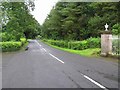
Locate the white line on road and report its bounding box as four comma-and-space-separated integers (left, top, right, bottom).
35, 40, 107, 89
35, 40, 41, 47
35, 40, 47, 52
81, 73, 108, 90
43, 48, 47, 52
49, 53, 65, 64
35, 40, 64, 64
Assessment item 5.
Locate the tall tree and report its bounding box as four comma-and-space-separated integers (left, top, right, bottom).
42, 2, 118, 40
1, 0, 40, 40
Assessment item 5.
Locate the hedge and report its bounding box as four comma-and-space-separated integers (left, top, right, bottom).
46, 40, 65, 48
43, 37, 100, 50
0, 42, 22, 52
20, 38, 27, 46
0, 38, 27, 52
69, 41, 88, 50
87, 37, 100, 48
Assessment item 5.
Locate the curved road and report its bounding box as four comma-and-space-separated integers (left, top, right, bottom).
2, 40, 119, 89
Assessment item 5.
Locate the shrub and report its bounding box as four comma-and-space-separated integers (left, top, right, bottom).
20, 38, 26, 46
0, 42, 22, 52
70, 41, 88, 50
87, 37, 100, 48
47, 40, 65, 48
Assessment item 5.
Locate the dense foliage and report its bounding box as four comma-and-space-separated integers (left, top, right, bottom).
1, 1, 41, 41
42, 2, 119, 40
112, 23, 120, 35
43, 37, 100, 50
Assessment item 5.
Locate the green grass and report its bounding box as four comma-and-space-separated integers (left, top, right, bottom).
42, 40, 119, 62
43, 41, 100, 57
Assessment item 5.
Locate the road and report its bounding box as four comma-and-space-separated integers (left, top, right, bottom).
2, 40, 119, 89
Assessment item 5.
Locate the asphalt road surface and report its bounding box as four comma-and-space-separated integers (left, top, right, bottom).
2, 40, 119, 89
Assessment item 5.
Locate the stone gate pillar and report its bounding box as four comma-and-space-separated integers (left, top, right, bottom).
101, 23, 112, 56
101, 34, 112, 56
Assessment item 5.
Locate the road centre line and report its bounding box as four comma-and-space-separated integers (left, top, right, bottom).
35, 40, 107, 89
81, 73, 108, 90
35, 40, 47, 52
42, 48, 47, 52
35, 40, 41, 47
35, 40, 64, 63
49, 53, 65, 64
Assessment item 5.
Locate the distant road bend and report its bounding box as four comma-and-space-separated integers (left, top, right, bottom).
2, 40, 119, 89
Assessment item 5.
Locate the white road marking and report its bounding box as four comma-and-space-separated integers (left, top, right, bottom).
35, 40, 41, 47
81, 73, 108, 90
43, 48, 47, 52
35, 40, 64, 64
49, 53, 64, 64
35, 40, 107, 89
35, 40, 47, 52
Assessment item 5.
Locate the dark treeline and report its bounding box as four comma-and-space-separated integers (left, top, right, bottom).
41, 2, 119, 41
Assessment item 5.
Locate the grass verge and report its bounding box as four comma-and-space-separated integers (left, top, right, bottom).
42, 41, 119, 62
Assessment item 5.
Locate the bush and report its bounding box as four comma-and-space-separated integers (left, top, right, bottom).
20, 38, 26, 46
70, 41, 88, 50
87, 37, 100, 48
47, 40, 65, 48
0, 42, 22, 52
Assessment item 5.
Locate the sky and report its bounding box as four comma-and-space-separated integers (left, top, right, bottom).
31, 0, 59, 25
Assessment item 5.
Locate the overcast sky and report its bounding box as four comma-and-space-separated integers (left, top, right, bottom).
31, 0, 59, 25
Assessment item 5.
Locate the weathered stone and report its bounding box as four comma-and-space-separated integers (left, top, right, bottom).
101, 34, 112, 56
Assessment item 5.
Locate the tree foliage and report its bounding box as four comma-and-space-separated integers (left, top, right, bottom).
42, 2, 119, 40
1, 0, 41, 41
112, 23, 120, 35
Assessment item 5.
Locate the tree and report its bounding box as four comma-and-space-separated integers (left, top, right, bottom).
42, 2, 118, 40
1, 1, 40, 41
